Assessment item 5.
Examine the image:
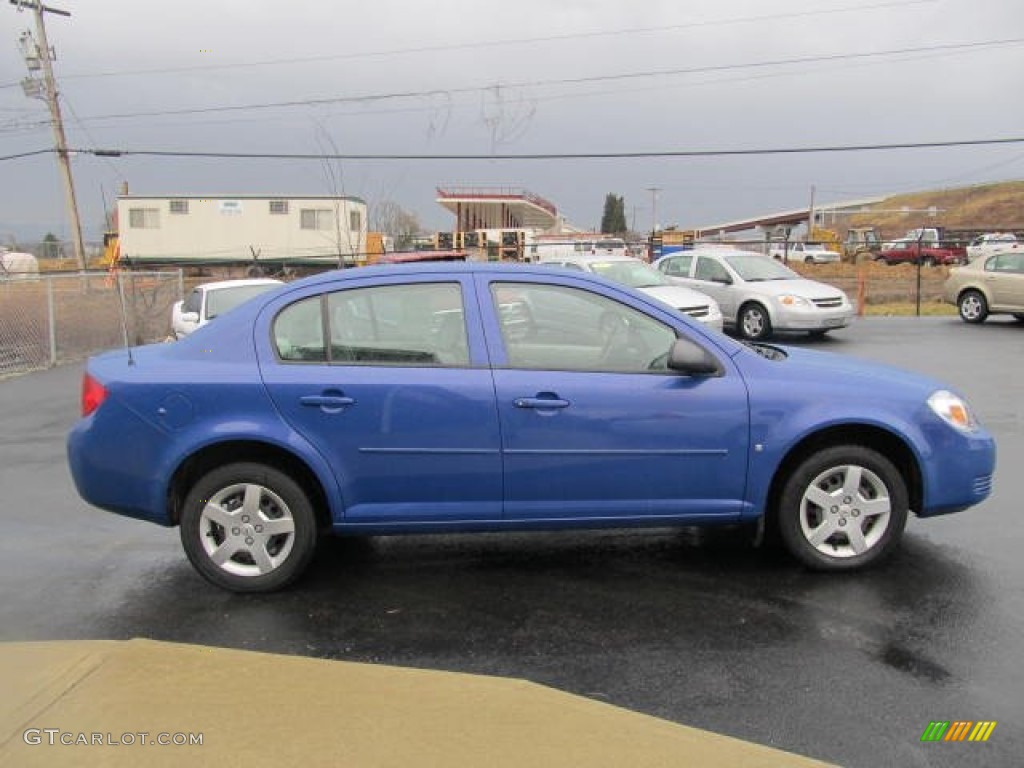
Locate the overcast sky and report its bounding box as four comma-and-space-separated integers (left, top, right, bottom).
2, 0, 1023, 242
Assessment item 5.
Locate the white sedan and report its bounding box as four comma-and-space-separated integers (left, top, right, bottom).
538, 254, 724, 331
654, 248, 854, 341
172, 278, 283, 339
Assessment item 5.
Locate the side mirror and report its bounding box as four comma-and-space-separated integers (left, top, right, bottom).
667, 338, 722, 376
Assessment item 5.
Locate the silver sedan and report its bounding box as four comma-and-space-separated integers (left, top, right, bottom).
654, 248, 854, 341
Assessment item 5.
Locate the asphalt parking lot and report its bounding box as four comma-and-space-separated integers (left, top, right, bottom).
1, 316, 1020, 767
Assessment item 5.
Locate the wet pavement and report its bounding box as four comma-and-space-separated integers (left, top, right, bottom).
1, 316, 1021, 767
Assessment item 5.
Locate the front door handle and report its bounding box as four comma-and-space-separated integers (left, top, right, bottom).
300, 394, 355, 409
514, 396, 569, 409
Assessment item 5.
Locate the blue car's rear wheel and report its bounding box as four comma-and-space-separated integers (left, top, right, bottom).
777, 446, 908, 571
180, 462, 318, 592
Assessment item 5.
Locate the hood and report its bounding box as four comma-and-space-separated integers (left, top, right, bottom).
638, 284, 715, 309
767, 345, 946, 396
743, 278, 846, 300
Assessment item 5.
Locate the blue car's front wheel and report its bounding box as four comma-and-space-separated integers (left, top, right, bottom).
180, 462, 319, 592
777, 446, 908, 571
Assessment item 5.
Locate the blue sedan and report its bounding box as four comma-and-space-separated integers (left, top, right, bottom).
68, 263, 996, 592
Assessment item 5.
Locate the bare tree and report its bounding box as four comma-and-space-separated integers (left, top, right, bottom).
370, 200, 422, 251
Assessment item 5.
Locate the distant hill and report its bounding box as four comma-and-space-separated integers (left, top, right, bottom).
841, 180, 1024, 239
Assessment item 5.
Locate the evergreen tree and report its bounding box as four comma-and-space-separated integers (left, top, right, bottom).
600, 194, 628, 234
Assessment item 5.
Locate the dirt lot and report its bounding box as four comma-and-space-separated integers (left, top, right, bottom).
785, 260, 952, 307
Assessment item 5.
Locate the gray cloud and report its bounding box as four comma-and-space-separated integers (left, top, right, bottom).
2, 0, 1022, 240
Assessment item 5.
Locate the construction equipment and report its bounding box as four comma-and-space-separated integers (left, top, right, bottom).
843, 227, 881, 263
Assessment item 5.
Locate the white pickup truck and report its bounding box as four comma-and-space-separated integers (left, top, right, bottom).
768, 242, 841, 264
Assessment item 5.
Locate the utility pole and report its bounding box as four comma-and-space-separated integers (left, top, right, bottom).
646, 187, 661, 235
807, 184, 816, 240
15, 0, 87, 271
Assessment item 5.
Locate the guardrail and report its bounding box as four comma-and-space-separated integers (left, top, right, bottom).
0, 271, 183, 378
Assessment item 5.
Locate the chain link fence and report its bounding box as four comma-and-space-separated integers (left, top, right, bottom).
0, 271, 183, 378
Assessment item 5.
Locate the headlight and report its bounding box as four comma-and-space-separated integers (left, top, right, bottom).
928, 390, 978, 432
778, 294, 811, 307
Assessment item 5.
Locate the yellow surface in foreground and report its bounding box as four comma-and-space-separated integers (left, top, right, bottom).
1, 639, 836, 768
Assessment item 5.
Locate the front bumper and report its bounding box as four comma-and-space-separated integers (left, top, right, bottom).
773, 303, 855, 332
918, 425, 996, 516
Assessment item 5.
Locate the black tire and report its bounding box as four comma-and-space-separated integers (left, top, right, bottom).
957, 290, 989, 324
921, 256, 936, 267
804, 256, 814, 264
777, 445, 908, 571
738, 303, 772, 341
180, 462, 319, 592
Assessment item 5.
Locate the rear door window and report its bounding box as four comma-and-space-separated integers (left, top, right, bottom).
272, 282, 469, 366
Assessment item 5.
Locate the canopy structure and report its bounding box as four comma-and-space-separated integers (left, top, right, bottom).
436, 186, 560, 232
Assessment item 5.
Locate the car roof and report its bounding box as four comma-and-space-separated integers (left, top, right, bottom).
539, 253, 637, 264
194, 278, 284, 291
278, 261, 674, 296
665, 247, 761, 260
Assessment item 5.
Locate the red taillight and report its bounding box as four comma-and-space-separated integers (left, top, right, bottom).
81, 373, 108, 417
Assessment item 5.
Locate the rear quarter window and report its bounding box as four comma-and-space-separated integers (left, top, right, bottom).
274, 296, 326, 362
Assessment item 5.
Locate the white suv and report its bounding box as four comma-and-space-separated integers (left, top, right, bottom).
966, 233, 1018, 262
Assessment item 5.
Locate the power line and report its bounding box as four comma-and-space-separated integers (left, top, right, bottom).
0, 147, 56, 161
4, 0, 935, 86
69, 38, 1024, 124
1, 42, 986, 137
5, 136, 1021, 164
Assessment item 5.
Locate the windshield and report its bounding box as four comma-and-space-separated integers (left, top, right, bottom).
588, 259, 669, 289
723, 253, 798, 282
206, 283, 279, 319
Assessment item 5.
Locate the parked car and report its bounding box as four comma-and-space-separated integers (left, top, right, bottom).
966, 233, 1018, 262
944, 250, 1024, 323
768, 242, 841, 264
539, 253, 723, 331
172, 278, 283, 338
67, 263, 995, 592
653, 248, 854, 340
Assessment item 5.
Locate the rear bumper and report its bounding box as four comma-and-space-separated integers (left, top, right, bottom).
67, 402, 172, 526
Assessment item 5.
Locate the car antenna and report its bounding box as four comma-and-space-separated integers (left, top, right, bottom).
114, 270, 135, 366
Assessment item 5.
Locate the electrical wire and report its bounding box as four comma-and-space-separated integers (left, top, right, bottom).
13, 0, 937, 85
6, 136, 1022, 164
69, 38, 1024, 124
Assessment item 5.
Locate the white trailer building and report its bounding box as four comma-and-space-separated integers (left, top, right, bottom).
116, 194, 368, 269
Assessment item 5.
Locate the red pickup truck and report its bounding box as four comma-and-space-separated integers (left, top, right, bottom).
875, 239, 966, 266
